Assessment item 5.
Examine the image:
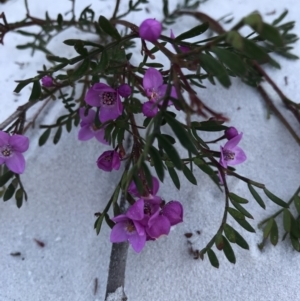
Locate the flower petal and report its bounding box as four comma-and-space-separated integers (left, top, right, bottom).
79, 107, 96, 124
230, 146, 247, 165
99, 100, 123, 123
128, 232, 146, 253
224, 133, 243, 150
142, 101, 158, 117
78, 125, 94, 141
94, 128, 109, 145
85, 87, 101, 107
92, 83, 116, 93
162, 201, 183, 226
0, 131, 10, 146
112, 214, 128, 223
110, 222, 129, 243
5, 152, 25, 174
147, 213, 170, 239
112, 151, 121, 170
126, 199, 145, 221
143, 68, 163, 90
9, 135, 29, 152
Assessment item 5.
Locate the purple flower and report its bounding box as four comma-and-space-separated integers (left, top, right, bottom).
110, 200, 146, 252
78, 108, 108, 144
85, 83, 123, 123
97, 150, 120, 172
128, 176, 160, 199
220, 133, 247, 168
117, 84, 132, 98
142, 68, 177, 116
142, 101, 158, 117
170, 30, 190, 53
139, 19, 162, 42
0, 131, 29, 174
224, 127, 239, 140
41, 76, 53, 87
161, 201, 183, 226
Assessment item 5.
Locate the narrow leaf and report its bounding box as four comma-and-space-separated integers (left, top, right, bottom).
290, 234, 300, 252
149, 146, 165, 182
222, 235, 236, 264
98, 15, 121, 40
294, 195, 300, 214
167, 167, 180, 190
270, 219, 278, 246
264, 188, 289, 208
182, 165, 197, 185
29, 80, 41, 102
248, 184, 265, 209
229, 192, 248, 204
215, 233, 224, 250
224, 224, 236, 243
263, 218, 274, 239
283, 208, 291, 233
3, 183, 16, 201
176, 22, 209, 41
53, 126, 62, 144
15, 188, 23, 208
234, 230, 249, 250
0, 171, 14, 187
230, 200, 253, 219
207, 249, 219, 268
39, 128, 51, 146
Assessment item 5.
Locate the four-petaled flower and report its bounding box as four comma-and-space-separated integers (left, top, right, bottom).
220, 133, 246, 168
139, 19, 162, 42
97, 150, 121, 172
85, 83, 123, 123
142, 68, 177, 117
0, 131, 29, 174
78, 108, 108, 145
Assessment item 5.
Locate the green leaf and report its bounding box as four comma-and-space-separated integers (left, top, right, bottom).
229, 193, 248, 204
53, 126, 62, 144
71, 59, 90, 80
15, 188, 23, 208
141, 162, 153, 191
14, 80, 32, 93
264, 188, 289, 208
207, 249, 219, 268
294, 195, 300, 214
248, 184, 265, 209
290, 215, 300, 239
156, 134, 182, 170
164, 113, 198, 155
224, 224, 236, 243
149, 146, 165, 182
94, 213, 106, 235
222, 235, 236, 264
260, 23, 283, 46
39, 128, 51, 146
290, 234, 300, 252
263, 218, 274, 239
182, 164, 197, 185
243, 13, 263, 32
66, 118, 72, 133
283, 208, 292, 233
167, 167, 180, 190
64, 39, 104, 49
199, 54, 231, 88
98, 15, 121, 40
3, 182, 16, 202
230, 200, 253, 219
212, 47, 247, 76
226, 31, 244, 50
176, 22, 209, 41
270, 219, 278, 246
191, 120, 227, 132
235, 219, 255, 233
234, 230, 249, 250
29, 80, 41, 102
0, 171, 14, 187
272, 10, 288, 26
227, 207, 245, 220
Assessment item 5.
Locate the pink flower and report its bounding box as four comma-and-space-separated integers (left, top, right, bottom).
41, 76, 53, 87
139, 19, 162, 42
170, 30, 190, 53
0, 131, 29, 174
97, 150, 120, 172
85, 83, 123, 123
78, 108, 108, 144
142, 68, 177, 117
220, 133, 247, 168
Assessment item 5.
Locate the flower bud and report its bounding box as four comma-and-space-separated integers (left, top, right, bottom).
97, 150, 120, 172
224, 127, 238, 140
139, 19, 162, 42
41, 75, 54, 87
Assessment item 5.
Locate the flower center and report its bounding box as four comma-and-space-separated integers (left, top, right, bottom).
0, 145, 13, 158
101, 92, 116, 106
144, 202, 152, 216
149, 88, 159, 101
223, 149, 235, 161
125, 220, 136, 233
90, 124, 98, 132
104, 154, 112, 163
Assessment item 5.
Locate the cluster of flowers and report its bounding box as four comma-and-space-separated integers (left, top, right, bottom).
110, 177, 183, 252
